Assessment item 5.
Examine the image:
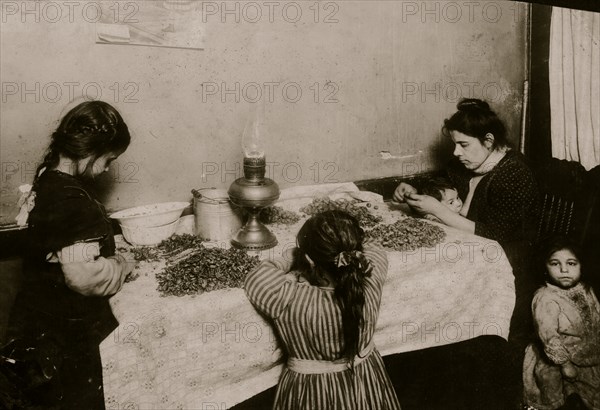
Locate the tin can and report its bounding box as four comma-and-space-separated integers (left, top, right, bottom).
192, 188, 242, 242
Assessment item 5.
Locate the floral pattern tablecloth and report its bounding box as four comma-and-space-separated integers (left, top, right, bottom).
100, 185, 515, 409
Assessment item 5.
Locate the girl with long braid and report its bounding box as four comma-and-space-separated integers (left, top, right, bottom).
7, 101, 135, 409
245, 210, 401, 409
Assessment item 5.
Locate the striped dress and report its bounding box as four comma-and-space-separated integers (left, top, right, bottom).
245, 245, 401, 410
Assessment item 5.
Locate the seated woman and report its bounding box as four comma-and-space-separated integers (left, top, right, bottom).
394, 98, 538, 250
394, 98, 540, 405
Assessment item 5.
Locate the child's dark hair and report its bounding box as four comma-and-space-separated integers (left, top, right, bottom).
34, 101, 131, 184
442, 98, 508, 149
292, 210, 372, 361
418, 177, 456, 202
537, 235, 585, 279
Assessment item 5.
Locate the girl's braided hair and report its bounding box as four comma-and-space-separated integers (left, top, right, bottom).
292, 209, 373, 361
33, 100, 130, 185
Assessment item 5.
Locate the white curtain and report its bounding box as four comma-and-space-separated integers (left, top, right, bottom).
549, 7, 600, 170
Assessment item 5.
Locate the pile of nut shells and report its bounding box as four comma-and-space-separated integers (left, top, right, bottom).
365, 217, 446, 252
156, 245, 259, 297
131, 234, 204, 262
131, 234, 260, 296
300, 197, 382, 228
259, 206, 301, 225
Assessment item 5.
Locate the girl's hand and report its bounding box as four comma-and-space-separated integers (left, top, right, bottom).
282, 247, 297, 263
405, 193, 444, 215
115, 251, 136, 276
393, 183, 417, 203
561, 362, 577, 379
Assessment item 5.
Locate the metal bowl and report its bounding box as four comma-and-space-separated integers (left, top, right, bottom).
109, 202, 189, 228
120, 218, 180, 246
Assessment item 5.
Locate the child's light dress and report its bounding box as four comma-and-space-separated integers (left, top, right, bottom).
523, 282, 600, 410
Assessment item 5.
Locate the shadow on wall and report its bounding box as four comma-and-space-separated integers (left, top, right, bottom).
429, 133, 455, 170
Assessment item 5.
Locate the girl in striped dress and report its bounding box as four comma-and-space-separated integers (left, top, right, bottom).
245, 210, 401, 409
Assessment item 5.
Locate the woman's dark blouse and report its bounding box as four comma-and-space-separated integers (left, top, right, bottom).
20, 170, 117, 341
446, 150, 539, 245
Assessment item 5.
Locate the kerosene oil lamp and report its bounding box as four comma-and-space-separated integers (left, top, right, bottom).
228, 108, 280, 250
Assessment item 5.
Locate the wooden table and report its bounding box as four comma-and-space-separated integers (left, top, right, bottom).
100, 192, 515, 409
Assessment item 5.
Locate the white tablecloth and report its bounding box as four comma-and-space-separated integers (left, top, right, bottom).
100, 187, 515, 409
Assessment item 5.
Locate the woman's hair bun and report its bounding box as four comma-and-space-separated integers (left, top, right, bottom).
457, 98, 490, 112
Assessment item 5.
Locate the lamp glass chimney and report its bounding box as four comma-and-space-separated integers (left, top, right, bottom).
242, 104, 266, 159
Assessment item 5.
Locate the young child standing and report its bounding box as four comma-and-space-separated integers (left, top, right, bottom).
7, 101, 135, 409
245, 210, 401, 409
523, 237, 600, 410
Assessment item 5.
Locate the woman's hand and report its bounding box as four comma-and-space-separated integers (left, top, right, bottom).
404, 193, 445, 215
392, 182, 418, 203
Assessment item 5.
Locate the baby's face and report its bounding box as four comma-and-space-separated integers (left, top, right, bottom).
441, 188, 462, 213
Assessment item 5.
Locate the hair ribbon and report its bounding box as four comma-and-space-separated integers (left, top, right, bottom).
335, 250, 362, 268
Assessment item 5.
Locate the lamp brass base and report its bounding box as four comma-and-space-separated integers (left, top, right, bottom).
228, 156, 280, 250
230, 213, 278, 250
